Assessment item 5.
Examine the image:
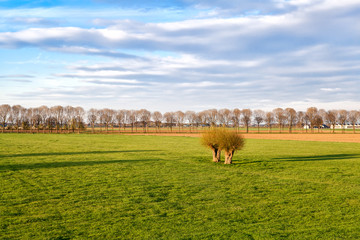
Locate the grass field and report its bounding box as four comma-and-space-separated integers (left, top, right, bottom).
1, 134, 360, 239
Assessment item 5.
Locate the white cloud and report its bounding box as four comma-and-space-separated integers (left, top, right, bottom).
320, 88, 341, 92
0, 1, 359, 58
177, 81, 225, 88
86, 79, 141, 84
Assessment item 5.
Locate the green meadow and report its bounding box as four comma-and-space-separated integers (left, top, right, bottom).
1, 134, 360, 239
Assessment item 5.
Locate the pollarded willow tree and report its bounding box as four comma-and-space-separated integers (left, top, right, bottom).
218, 108, 232, 127
219, 129, 245, 164
138, 109, 151, 132
337, 110, 348, 134
306, 107, 318, 133
273, 108, 285, 133
253, 109, 265, 133
185, 111, 196, 132
152, 111, 163, 132
175, 111, 185, 132
163, 112, 175, 132
201, 128, 244, 164
115, 110, 126, 132
201, 127, 224, 163
232, 108, 241, 131
265, 111, 274, 133
325, 110, 337, 133
241, 109, 252, 133
285, 108, 297, 133
11, 105, 22, 133
88, 108, 98, 133
207, 109, 218, 127
348, 110, 360, 134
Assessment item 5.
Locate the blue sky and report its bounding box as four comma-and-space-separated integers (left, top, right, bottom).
1, 0, 360, 112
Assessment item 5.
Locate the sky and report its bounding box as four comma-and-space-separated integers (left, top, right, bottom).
1, 0, 360, 112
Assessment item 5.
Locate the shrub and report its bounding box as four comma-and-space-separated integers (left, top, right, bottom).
201, 127, 225, 162
218, 130, 244, 164
201, 128, 244, 164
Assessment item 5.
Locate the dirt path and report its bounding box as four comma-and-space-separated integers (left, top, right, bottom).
243, 133, 360, 143
128, 133, 360, 143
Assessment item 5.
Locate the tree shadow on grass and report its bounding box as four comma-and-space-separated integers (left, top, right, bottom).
0, 159, 160, 171
0, 150, 162, 159
273, 154, 360, 162
232, 154, 360, 165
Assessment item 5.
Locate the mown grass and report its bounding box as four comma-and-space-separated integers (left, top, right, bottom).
1, 134, 360, 239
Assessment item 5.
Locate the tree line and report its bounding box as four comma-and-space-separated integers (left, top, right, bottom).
0, 104, 359, 134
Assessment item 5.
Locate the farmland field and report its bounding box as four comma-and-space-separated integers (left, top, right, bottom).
1, 134, 360, 239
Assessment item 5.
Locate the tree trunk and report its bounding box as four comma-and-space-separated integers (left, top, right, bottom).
212, 148, 221, 163
224, 150, 234, 164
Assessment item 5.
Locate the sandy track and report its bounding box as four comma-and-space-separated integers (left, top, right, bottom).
128, 133, 360, 143
243, 134, 360, 143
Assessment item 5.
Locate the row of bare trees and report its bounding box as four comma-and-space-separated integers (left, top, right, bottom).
1, 104, 359, 133
250, 107, 359, 134
0, 105, 85, 133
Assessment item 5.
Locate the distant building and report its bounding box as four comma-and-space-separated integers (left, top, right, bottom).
330, 124, 360, 129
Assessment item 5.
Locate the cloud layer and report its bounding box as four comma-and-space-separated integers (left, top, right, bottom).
1, 0, 360, 111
